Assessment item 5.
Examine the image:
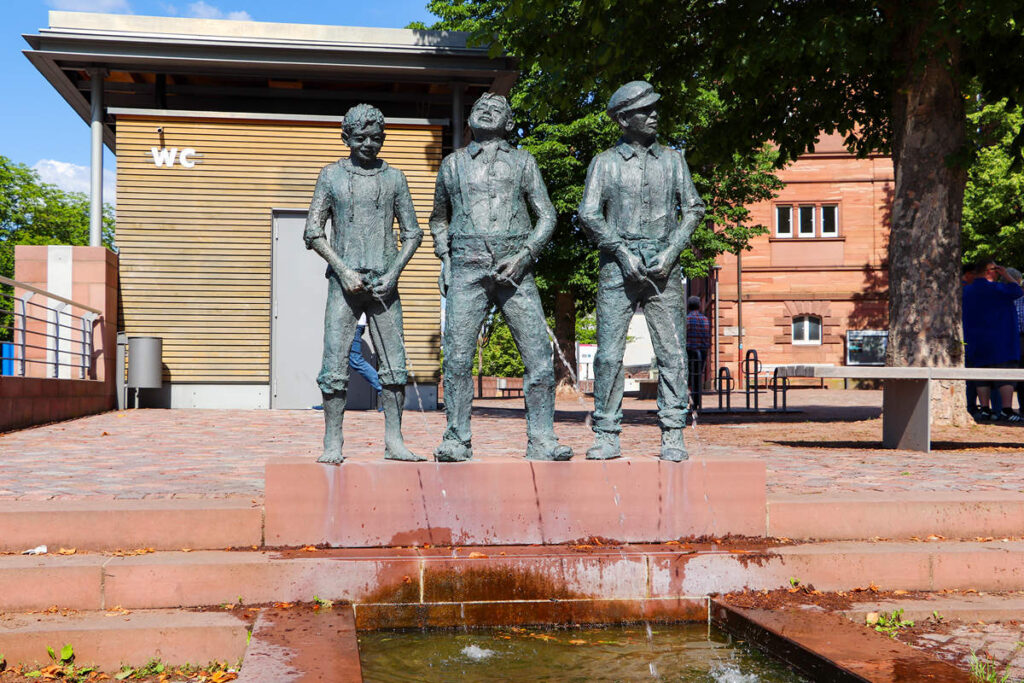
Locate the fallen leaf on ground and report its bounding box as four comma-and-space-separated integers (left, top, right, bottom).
57, 548, 76, 555
301, 545, 317, 552
468, 551, 488, 558
569, 639, 586, 645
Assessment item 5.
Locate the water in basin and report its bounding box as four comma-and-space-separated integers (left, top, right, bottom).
358, 623, 806, 682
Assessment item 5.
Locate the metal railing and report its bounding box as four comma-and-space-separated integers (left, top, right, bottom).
0, 275, 102, 379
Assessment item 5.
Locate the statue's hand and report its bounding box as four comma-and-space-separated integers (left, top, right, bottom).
337, 267, 366, 294
645, 250, 675, 280
371, 271, 399, 299
494, 249, 531, 285
438, 254, 451, 297
619, 249, 648, 283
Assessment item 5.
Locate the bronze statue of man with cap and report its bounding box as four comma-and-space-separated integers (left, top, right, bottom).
579, 81, 706, 461
430, 93, 573, 462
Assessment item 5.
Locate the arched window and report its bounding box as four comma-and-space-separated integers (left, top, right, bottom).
792, 315, 822, 345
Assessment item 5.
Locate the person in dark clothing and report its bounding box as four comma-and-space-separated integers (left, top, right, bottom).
963, 259, 1023, 421
685, 296, 711, 410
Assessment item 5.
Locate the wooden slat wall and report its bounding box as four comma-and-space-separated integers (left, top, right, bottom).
115, 116, 443, 383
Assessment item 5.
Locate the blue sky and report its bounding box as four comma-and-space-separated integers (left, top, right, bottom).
1, 0, 438, 201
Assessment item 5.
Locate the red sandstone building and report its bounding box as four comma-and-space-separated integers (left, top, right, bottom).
705, 132, 892, 375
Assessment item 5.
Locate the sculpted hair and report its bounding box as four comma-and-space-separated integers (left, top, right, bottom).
342, 103, 386, 139
472, 93, 513, 123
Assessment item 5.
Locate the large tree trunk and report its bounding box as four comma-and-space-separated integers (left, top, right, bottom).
887, 33, 967, 424
552, 290, 578, 389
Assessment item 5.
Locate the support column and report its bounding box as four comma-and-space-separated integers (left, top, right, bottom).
89, 68, 104, 248
451, 83, 465, 149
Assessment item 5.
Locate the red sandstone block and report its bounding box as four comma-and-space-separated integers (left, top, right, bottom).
13, 259, 47, 285
264, 458, 767, 548
71, 247, 110, 262
72, 260, 107, 283
240, 607, 361, 683
103, 552, 422, 609
0, 557, 103, 610
0, 609, 248, 671
768, 493, 1024, 541
0, 499, 262, 552
930, 543, 1024, 591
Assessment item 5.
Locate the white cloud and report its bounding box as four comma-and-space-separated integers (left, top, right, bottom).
186, 1, 251, 20
33, 160, 117, 206
47, 0, 133, 13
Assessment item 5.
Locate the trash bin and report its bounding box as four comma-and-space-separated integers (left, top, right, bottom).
127, 336, 163, 389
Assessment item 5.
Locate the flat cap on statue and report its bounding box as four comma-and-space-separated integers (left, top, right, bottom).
607, 81, 661, 117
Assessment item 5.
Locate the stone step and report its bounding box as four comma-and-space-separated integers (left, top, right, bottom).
768, 492, 1024, 541
711, 600, 971, 682
0, 608, 249, 672
237, 605, 361, 682
841, 595, 1024, 624
1, 541, 1023, 623
0, 498, 262, 552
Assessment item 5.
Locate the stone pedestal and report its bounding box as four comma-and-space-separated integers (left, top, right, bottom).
265, 457, 766, 548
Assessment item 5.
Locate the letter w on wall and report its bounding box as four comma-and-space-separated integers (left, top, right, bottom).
150, 147, 178, 167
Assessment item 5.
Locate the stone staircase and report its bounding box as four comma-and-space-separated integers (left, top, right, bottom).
0, 462, 1021, 678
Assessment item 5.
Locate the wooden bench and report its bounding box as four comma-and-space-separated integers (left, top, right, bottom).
775, 365, 1024, 452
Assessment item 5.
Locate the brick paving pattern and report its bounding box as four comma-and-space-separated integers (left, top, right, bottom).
1, 389, 1022, 500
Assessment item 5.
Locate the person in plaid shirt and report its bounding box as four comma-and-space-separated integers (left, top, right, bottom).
686, 296, 711, 410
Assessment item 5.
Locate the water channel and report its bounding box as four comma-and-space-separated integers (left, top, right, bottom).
358, 623, 806, 682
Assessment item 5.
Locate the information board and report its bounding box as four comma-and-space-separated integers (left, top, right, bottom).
846, 330, 888, 366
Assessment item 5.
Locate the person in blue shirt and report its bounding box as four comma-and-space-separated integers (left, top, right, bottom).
963, 260, 1023, 421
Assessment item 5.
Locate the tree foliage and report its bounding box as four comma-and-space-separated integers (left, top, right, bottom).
0, 155, 115, 340
447, 0, 1024, 377
962, 98, 1024, 268
417, 0, 783, 380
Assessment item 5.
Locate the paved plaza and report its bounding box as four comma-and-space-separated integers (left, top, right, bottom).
0, 389, 1021, 500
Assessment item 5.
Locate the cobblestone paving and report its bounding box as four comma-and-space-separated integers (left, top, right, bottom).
1, 390, 1022, 500
905, 620, 1024, 681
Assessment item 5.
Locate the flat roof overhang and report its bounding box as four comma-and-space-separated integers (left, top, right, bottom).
24, 12, 519, 150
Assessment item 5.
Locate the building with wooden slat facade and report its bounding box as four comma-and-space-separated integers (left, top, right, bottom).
24, 11, 516, 409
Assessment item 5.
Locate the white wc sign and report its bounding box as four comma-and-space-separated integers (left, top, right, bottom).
150, 147, 199, 168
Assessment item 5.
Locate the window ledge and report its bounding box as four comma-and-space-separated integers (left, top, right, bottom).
770, 236, 846, 242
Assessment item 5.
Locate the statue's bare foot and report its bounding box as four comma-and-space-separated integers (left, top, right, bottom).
585, 432, 621, 460
317, 451, 345, 465
385, 442, 426, 462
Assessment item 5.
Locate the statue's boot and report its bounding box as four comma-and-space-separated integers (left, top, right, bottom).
382, 385, 425, 462
317, 390, 346, 464
523, 377, 573, 461
586, 431, 622, 460
434, 435, 473, 462
660, 428, 688, 462
526, 435, 573, 461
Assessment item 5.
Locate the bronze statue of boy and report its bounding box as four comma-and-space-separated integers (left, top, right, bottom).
304, 103, 423, 463
579, 81, 706, 461
430, 93, 573, 462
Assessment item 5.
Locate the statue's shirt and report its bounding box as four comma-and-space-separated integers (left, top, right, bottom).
429, 140, 556, 261
303, 158, 422, 275
578, 141, 705, 256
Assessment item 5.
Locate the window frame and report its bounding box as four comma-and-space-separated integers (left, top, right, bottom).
820, 204, 839, 237
775, 204, 793, 238
797, 205, 816, 238
792, 314, 823, 346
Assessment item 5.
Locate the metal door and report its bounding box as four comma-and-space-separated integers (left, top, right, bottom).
270, 209, 376, 409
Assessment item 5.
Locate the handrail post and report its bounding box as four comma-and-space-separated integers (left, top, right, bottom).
18, 293, 32, 377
